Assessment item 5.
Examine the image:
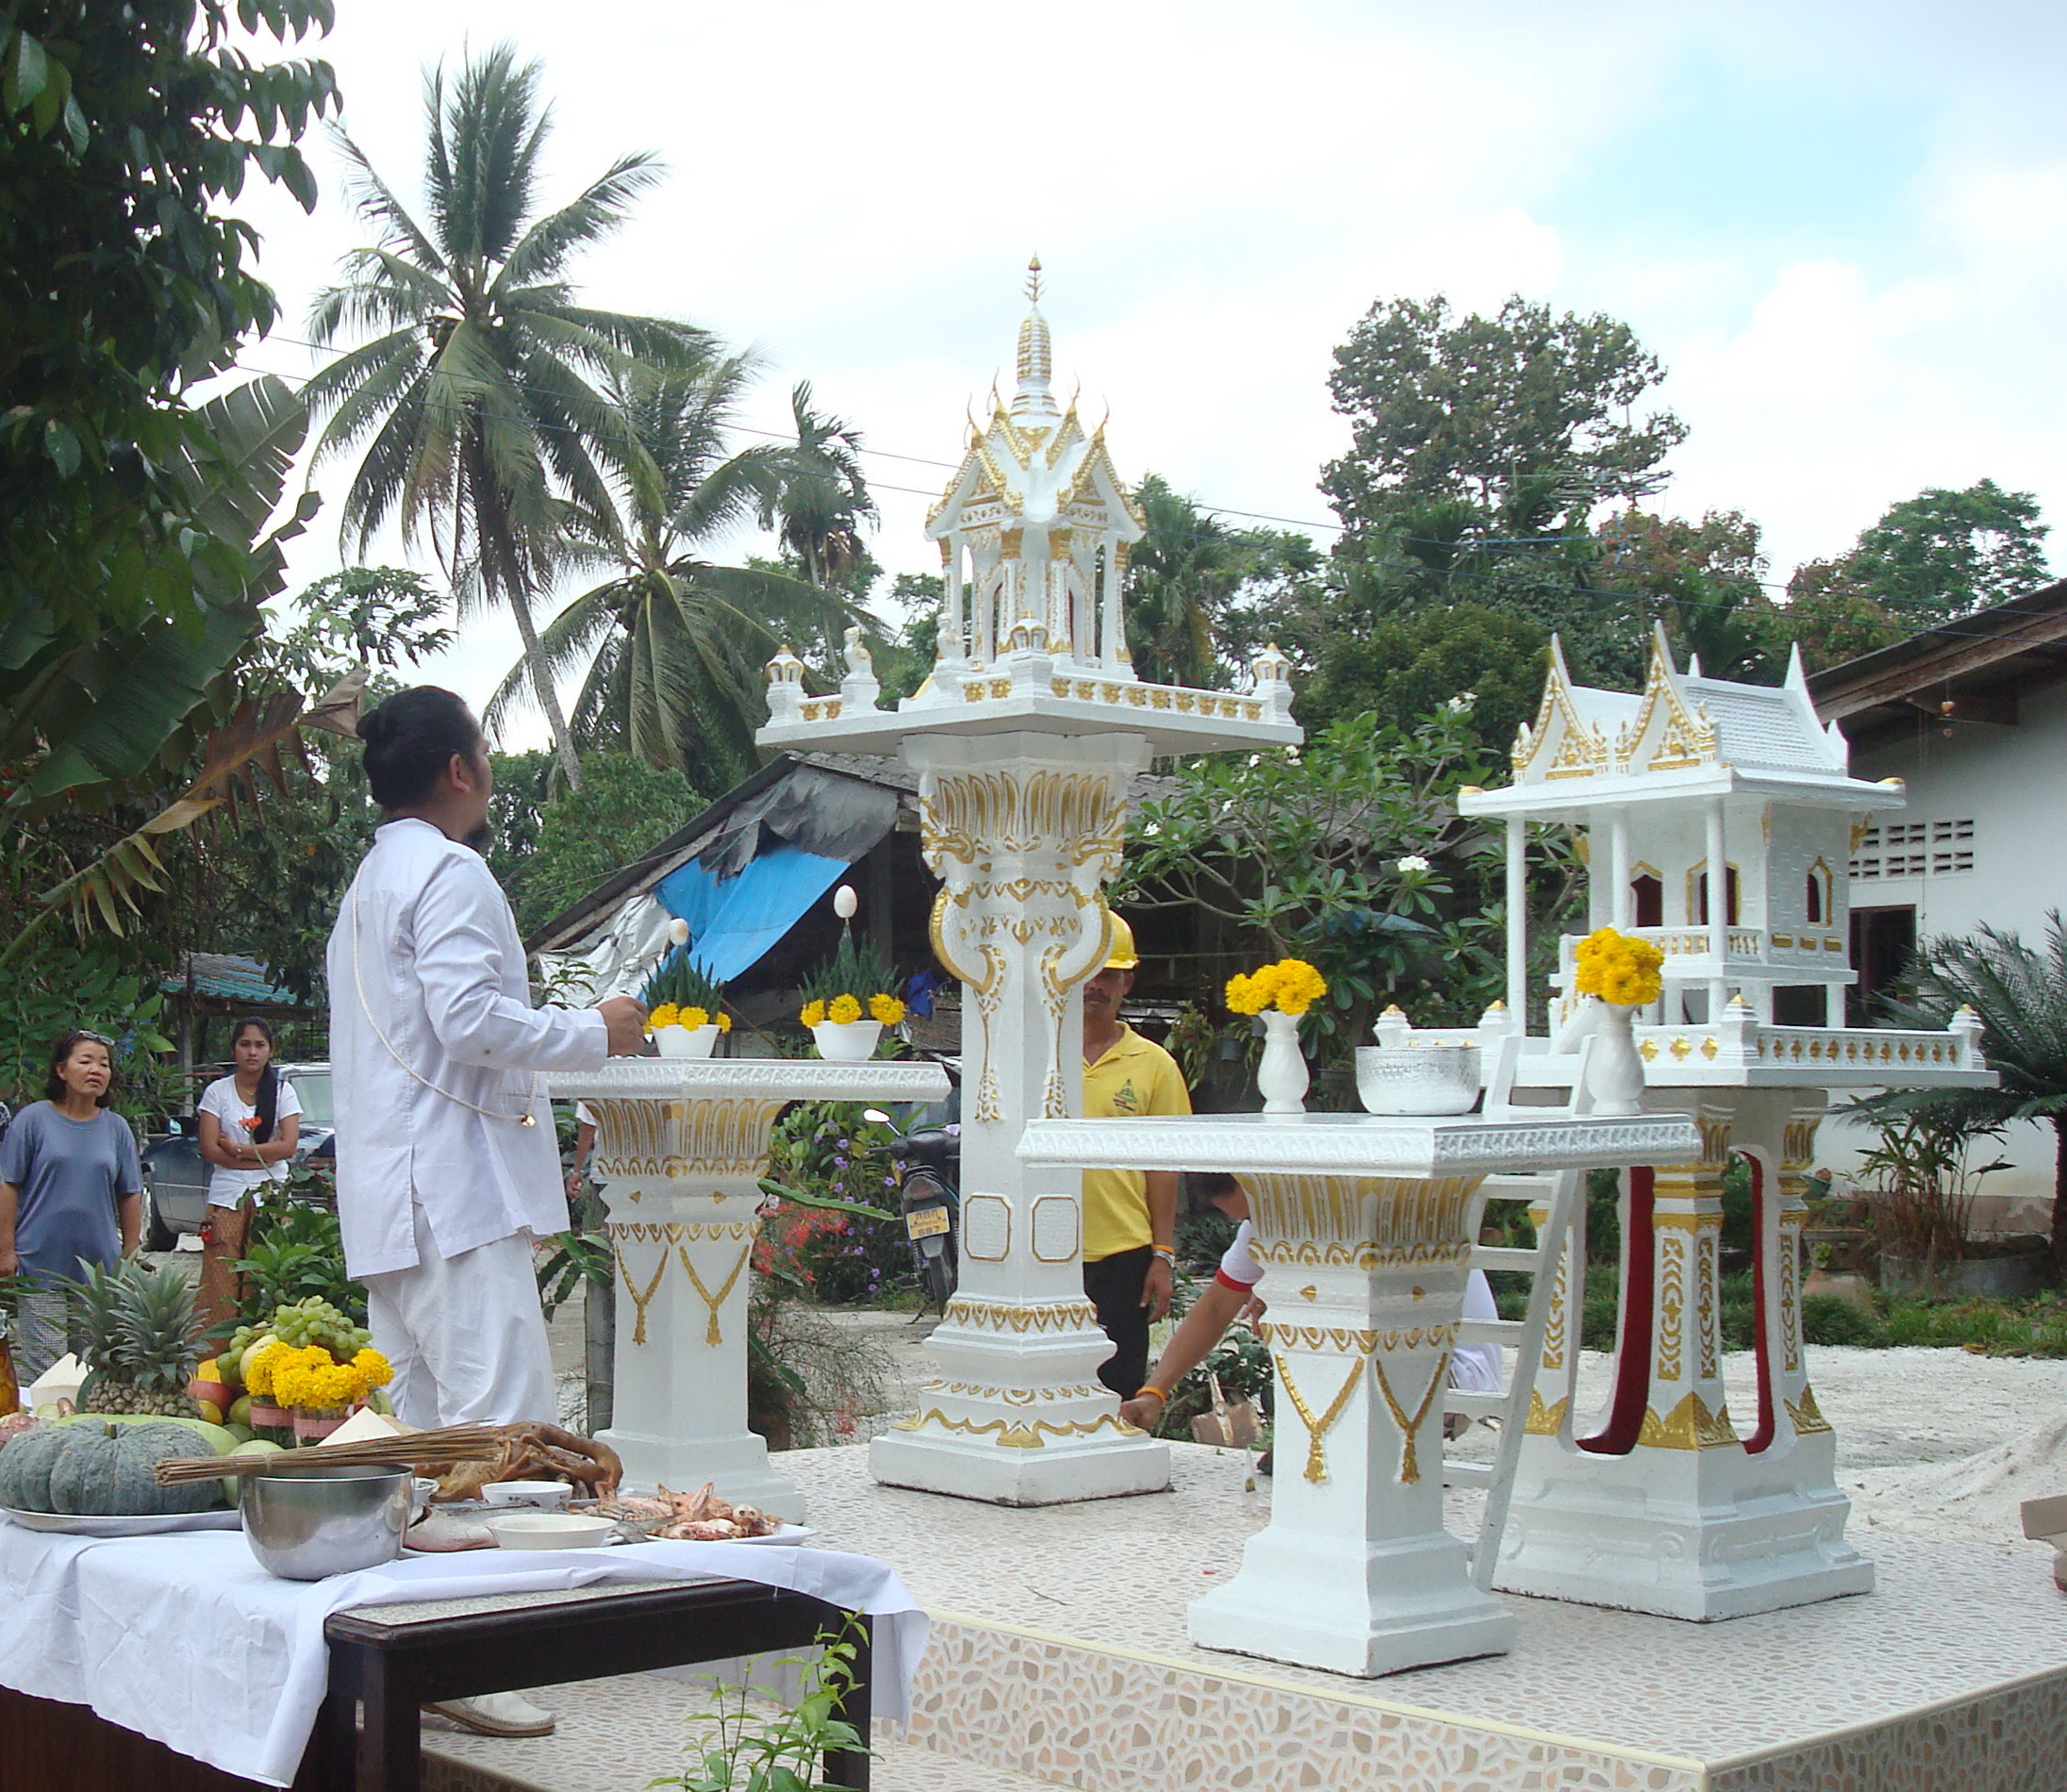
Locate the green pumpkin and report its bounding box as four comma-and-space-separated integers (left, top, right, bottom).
0, 1425, 71, 1513
57, 1413, 240, 1458
45, 1420, 219, 1517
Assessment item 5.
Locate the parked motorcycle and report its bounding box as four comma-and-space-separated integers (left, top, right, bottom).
865, 1103, 962, 1312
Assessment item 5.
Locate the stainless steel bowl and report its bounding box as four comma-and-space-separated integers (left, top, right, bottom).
240, 1459, 412, 1580
1355, 1044, 1482, 1116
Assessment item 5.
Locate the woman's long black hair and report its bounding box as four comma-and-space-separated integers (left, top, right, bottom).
232, 1017, 280, 1144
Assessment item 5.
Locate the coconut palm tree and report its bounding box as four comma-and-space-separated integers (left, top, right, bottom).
765, 381, 878, 593
487, 357, 862, 793
304, 44, 710, 789
1863, 911, 2067, 1276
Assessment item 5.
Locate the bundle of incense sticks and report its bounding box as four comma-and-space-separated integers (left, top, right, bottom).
153, 1422, 507, 1486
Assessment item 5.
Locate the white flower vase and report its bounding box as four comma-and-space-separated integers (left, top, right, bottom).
1582, 1000, 1646, 1116
812, 1020, 884, 1062
654, 1024, 719, 1059
1255, 1009, 1310, 1115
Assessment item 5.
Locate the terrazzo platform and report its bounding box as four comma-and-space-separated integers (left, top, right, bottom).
417, 1443, 2067, 1792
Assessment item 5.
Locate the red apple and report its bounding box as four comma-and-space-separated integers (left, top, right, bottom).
188, 1378, 234, 1412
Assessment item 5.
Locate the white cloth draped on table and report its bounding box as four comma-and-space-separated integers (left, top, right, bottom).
0, 1523, 928, 1788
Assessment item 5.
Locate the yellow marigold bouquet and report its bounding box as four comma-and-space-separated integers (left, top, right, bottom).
1225, 958, 1329, 1017
246, 1341, 394, 1412
799, 933, 903, 1029
1573, 927, 1665, 1008
641, 951, 729, 1034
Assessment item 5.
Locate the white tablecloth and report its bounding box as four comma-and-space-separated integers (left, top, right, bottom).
0, 1518, 928, 1787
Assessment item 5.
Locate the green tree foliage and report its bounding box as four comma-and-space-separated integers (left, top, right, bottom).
1267, 295, 1696, 731
1113, 711, 1527, 1066
873, 572, 944, 704
488, 359, 859, 792
761, 381, 879, 597
306, 42, 711, 791
1321, 295, 1687, 558
160, 571, 455, 1003
1589, 508, 1786, 684
1297, 601, 1548, 755
0, 2, 335, 650
500, 752, 701, 939
1780, 479, 2053, 672
1778, 559, 1913, 671
1851, 479, 2050, 623
1123, 474, 1321, 689
1858, 912, 2067, 1274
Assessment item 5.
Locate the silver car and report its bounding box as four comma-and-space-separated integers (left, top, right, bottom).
140, 1063, 336, 1249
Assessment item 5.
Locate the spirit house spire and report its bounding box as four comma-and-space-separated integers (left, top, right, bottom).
761, 259, 1296, 750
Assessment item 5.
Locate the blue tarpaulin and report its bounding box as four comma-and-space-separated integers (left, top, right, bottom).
655, 845, 852, 983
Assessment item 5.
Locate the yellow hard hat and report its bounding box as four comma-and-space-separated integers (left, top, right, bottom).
1102, 911, 1139, 971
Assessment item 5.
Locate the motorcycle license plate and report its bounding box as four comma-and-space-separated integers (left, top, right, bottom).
906, 1205, 951, 1240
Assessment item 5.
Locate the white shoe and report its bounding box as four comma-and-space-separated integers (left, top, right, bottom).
425, 1691, 556, 1736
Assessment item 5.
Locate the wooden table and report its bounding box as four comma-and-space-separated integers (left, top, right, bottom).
317, 1578, 872, 1792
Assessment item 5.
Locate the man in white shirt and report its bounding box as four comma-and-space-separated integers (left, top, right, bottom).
326, 688, 646, 1435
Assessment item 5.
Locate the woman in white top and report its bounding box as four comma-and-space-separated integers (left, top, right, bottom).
193, 1018, 302, 1331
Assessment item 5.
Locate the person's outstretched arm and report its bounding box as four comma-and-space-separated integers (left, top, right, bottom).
412, 857, 615, 1070
1118, 1277, 1250, 1430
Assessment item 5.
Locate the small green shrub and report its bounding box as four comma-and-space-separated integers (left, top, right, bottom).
1800, 1294, 1888, 1347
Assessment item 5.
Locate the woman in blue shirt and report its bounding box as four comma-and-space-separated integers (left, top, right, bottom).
0, 1031, 144, 1381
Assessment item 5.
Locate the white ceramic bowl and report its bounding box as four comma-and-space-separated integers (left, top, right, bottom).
485, 1511, 617, 1551
1354, 1044, 1482, 1116
482, 1479, 572, 1510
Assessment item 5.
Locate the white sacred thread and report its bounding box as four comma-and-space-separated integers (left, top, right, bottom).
351, 888, 539, 1126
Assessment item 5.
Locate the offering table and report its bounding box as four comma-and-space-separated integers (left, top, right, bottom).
1017, 1108, 1699, 1677
545, 1059, 949, 1518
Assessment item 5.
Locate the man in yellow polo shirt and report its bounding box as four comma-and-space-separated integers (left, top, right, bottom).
1081, 914, 1191, 1398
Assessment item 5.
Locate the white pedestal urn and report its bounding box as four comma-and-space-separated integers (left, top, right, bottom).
544, 1057, 948, 1518
1018, 1107, 1700, 1676
1581, 1001, 1645, 1117
1254, 1011, 1309, 1115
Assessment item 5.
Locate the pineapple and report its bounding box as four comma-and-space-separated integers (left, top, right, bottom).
74, 1259, 201, 1419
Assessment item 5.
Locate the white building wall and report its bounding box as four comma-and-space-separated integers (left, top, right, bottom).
1824, 679, 2067, 1229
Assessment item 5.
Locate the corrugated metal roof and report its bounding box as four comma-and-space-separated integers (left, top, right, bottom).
163, 953, 303, 1009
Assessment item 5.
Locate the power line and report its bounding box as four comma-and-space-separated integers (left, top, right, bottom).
232, 343, 2046, 646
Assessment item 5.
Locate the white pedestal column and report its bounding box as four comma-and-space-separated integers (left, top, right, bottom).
1497, 1087, 1871, 1620
869, 730, 1171, 1504
1187, 1169, 1513, 1677
548, 1060, 948, 1520
1017, 1109, 1700, 1673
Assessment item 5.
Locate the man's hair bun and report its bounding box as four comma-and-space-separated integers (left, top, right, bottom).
356, 686, 480, 809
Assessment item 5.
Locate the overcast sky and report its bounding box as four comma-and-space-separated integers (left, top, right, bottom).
233, 0, 2067, 748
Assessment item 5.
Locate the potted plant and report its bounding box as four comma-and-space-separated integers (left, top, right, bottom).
799, 893, 904, 1061
641, 951, 732, 1058
1859, 1113, 2035, 1299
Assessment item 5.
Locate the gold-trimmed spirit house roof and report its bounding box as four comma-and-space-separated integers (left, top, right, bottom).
1460, 627, 1898, 823
759, 261, 1298, 755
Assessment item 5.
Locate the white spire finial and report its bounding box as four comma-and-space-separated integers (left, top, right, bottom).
1012, 256, 1059, 423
